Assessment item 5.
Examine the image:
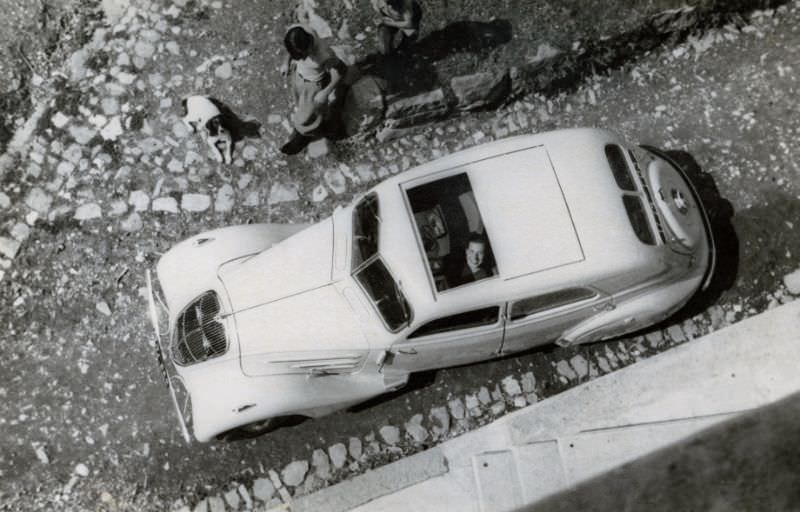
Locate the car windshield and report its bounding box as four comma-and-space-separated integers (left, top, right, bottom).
354, 257, 411, 331
351, 194, 411, 331
352, 193, 380, 268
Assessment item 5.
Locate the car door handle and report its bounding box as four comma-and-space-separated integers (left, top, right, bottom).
594, 302, 616, 312
396, 348, 418, 355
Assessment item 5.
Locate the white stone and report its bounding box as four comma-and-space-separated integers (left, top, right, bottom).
207, 496, 225, 512
128, 190, 149, 212
11, 222, 30, 241
166, 41, 180, 55
74, 203, 102, 220
101, 116, 123, 140
238, 484, 252, 510
109, 199, 128, 216
348, 437, 362, 460
448, 398, 466, 419
242, 145, 258, 161
223, 489, 240, 510
312, 449, 331, 480
117, 70, 136, 85
96, 301, 112, 316
134, 41, 156, 59
501, 375, 523, 396
379, 425, 400, 445
56, 161, 75, 176
121, 212, 143, 232
324, 168, 347, 195
101, 97, 119, 115
328, 443, 348, 469
152, 197, 179, 213
281, 460, 308, 487
52, 112, 71, 128
181, 194, 211, 212
173, 121, 189, 139
167, 158, 184, 174
0, 237, 21, 259
74, 463, 90, 477
784, 268, 800, 295
268, 183, 299, 205
68, 125, 97, 145
312, 184, 329, 202
251, 477, 274, 502
0, 192, 11, 209
214, 184, 235, 212
214, 62, 233, 79
307, 138, 330, 158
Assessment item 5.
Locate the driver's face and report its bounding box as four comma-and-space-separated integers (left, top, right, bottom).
466, 241, 485, 271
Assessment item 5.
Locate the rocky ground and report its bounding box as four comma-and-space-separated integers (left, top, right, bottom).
1, 0, 800, 511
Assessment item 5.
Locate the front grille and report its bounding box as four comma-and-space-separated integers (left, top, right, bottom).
173, 291, 228, 366
628, 150, 667, 243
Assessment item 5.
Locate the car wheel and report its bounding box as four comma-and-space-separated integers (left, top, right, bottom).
215, 415, 307, 441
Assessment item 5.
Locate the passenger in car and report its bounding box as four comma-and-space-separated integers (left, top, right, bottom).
449, 233, 496, 287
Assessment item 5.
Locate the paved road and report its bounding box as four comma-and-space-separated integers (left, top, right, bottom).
1, 1, 799, 510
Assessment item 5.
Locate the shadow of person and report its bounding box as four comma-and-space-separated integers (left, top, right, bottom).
415, 19, 513, 62
356, 19, 513, 99
207, 97, 262, 143
652, 149, 739, 320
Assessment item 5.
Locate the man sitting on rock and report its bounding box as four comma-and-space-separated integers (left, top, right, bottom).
372, 0, 422, 56
279, 24, 347, 155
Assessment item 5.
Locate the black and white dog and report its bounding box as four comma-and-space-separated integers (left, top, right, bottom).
181, 95, 233, 164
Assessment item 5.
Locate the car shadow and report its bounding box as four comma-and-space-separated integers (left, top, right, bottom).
658, 150, 738, 320
347, 370, 438, 413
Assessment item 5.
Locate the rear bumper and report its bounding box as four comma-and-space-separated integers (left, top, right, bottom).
640, 146, 716, 291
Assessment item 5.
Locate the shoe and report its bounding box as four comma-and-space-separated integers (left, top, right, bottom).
280, 131, 312, 155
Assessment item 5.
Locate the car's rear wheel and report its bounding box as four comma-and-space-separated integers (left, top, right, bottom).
215, 415, 307, 441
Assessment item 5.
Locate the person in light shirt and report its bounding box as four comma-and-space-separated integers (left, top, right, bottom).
279, 24, 347, 154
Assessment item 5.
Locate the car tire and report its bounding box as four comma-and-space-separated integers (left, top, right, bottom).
215, 415, 307, 442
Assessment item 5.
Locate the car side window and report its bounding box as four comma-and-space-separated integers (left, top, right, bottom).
408, 306, 500, 339
509, 288, 597, 321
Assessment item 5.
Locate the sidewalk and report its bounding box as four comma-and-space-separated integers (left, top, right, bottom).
288, 299, 800, 511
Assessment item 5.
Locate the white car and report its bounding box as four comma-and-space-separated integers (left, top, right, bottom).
147, 128, 715, 442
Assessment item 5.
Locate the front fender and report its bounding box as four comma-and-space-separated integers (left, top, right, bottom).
184, 360, 390, 442
156, 223, 309, 317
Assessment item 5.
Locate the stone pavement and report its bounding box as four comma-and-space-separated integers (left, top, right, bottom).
283, 298, 800, 512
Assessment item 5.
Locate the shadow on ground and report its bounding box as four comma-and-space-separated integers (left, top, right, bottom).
357, 19, 512, 98
526, 391, 800, 512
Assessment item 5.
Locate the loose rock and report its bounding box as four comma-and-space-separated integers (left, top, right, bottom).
379, 425, 400, 445
252, 477, 274, 502
280, 460, 309, 487
312, 449, 331, 480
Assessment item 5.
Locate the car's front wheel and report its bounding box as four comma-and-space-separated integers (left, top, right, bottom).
215, 415, 307, 441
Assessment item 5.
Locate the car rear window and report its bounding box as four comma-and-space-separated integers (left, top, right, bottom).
173, 291, 228, 365
605, 144, 636, 191
622, 195, 656, 245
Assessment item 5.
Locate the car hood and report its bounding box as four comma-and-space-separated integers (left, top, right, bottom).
232, 284, 369, 376
217, 219, 334, 312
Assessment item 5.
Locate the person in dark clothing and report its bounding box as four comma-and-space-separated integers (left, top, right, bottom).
372, 0, 422, 55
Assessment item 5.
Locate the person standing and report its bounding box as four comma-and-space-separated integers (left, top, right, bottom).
279, 24, 347, 155
372, 0, 422, 55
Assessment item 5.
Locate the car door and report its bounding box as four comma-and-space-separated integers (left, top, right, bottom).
499, 287, 613, 354
388, 306, 503, 373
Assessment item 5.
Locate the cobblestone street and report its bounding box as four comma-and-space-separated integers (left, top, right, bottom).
2, 0, 800, 510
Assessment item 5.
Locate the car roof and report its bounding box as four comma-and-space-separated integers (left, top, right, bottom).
371, 128, 654, 323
